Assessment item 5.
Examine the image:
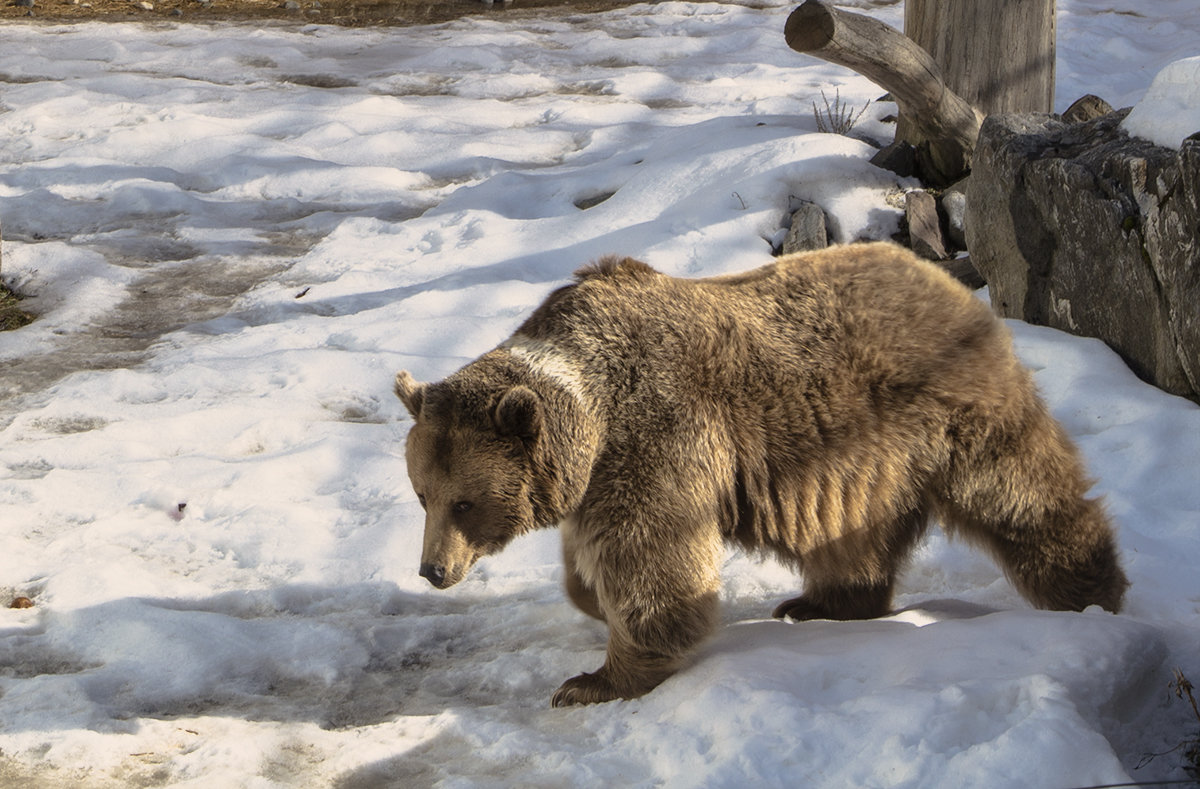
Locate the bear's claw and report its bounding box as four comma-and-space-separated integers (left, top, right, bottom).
551, 671, 621, 707
772, 595, 828, 621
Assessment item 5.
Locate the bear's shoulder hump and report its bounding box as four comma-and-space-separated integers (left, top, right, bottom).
573, 255, 659, 283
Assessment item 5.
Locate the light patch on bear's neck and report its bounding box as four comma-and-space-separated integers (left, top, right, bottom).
501, 335, 587, 404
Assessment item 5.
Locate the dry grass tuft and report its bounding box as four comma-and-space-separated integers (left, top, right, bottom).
812, 88, 869, 136
0, 283, 34, 332
1137, 668, 1200, 784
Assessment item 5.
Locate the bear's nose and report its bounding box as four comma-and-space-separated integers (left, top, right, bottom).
419, 563, 446, 588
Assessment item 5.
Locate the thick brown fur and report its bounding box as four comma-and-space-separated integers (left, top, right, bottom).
394, 242, 1129, 707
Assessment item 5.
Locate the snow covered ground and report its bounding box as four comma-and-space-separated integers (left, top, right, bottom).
1, 1, 1198, 786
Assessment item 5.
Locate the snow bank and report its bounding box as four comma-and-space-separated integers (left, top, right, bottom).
1122, 55, 1200, 148
1, 2, 1199, 786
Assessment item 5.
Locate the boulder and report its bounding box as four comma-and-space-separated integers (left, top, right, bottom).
967, 110, 1200, 403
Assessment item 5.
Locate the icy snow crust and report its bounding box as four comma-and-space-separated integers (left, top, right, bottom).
1, 2, 1199, 786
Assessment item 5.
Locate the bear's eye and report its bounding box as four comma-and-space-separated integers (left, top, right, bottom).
452, 500, 473, 514
416, 494, 427, 509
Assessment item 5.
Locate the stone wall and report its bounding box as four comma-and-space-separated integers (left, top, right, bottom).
967, 110, 1200, 403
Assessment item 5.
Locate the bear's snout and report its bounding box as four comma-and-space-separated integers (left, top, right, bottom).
419, 562, 447, 588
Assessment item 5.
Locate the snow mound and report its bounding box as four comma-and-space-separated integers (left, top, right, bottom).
1122, 55, 1200, 148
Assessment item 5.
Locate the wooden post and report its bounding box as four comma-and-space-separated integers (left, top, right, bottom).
907, 0, 1055, 115
899, 0, 1056, 147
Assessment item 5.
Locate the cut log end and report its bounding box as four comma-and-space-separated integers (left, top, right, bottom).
784, 1, 835, 53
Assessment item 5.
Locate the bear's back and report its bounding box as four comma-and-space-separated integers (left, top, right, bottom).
516, 243, 1007, 413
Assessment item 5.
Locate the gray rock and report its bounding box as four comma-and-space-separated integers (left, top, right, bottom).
967, 110, 1200, 403
869, 140, 916, 179
1061, 94, 1114, 124
937, 255, 985, 290
940, 184, 968, 251
905, 189, 947, 261
781, 200, 827, 254
14, 0, 34, 7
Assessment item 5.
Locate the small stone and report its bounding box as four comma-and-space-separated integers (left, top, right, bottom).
1062, 94, 1114, 124
781, 200, 828, 255
937, 255, 986, 290
14, 0, 34, 7
135, 0, 153, 8
281, 1, 299, 9
9, 597, 34, 609
905, 189, 947, 261
940, 186, 968, 250
869, 139, 917, 178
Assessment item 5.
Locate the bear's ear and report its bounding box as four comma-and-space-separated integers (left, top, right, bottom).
492, 386, 542, 441
394, 371, 426, 419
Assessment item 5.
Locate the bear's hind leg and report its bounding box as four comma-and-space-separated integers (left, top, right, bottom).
944, 493, 1127, 613
939, 398, 1129, 613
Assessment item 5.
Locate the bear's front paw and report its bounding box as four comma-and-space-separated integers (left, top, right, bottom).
551, 671, 621, 707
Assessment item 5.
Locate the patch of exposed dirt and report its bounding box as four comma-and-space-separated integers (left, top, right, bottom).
1, 0, 658, 27
0, 0, 725, 406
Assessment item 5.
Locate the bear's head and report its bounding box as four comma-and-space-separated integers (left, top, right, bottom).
395, 368, 543, 589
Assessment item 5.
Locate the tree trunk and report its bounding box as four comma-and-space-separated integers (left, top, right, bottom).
898, 0, 1056, 148
784, 0, 982, 184
785, 0, 1056, 185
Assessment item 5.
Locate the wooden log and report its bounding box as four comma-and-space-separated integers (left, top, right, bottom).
784, 0, 983, 184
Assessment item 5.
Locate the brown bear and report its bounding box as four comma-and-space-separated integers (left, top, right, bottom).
394, 242, 1128, 707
